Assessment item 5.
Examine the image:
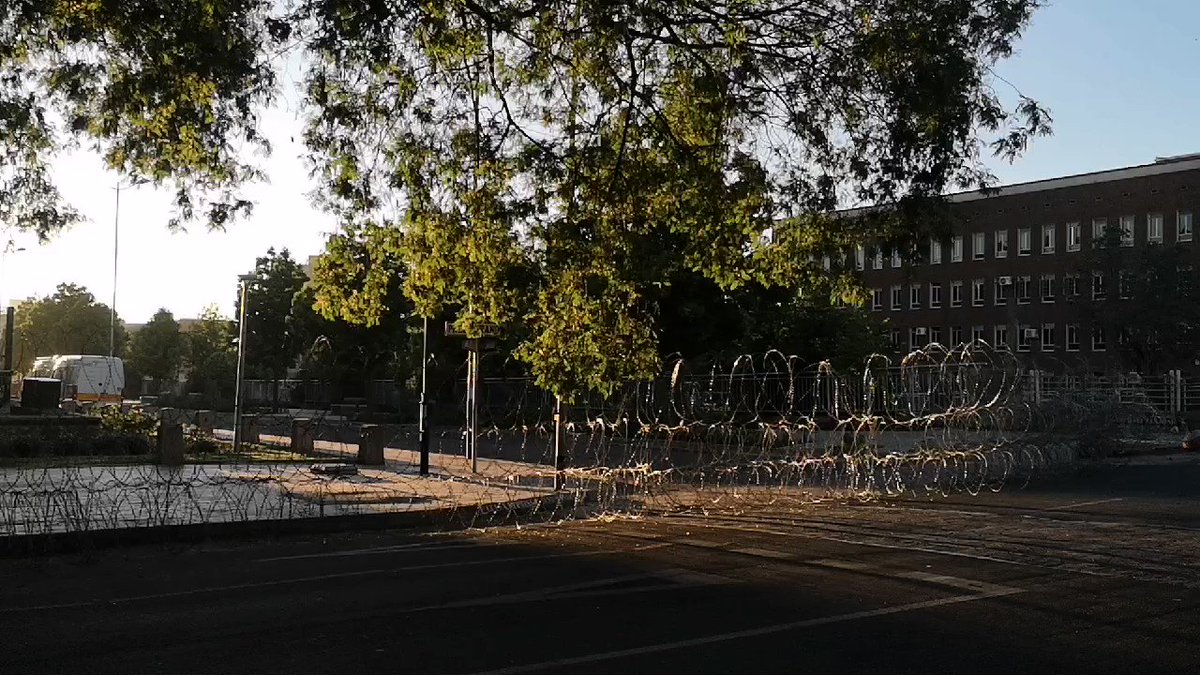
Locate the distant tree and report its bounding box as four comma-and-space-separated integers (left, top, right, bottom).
13, 283, 127, 372
237, 248, 308, 381
184, 305, 237, 401
126, 308, 186, 389
1077, 229, 1200, 373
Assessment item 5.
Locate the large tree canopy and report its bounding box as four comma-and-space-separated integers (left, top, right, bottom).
13, 283, 126, 372
3, 1, 1050, 397
126, 308, 186, 386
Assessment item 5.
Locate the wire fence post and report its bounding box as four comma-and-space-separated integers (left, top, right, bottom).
553, 396, 564, 491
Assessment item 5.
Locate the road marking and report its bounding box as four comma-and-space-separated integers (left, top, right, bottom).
465, 588, 1024, 675
256, 541, 489, 562
730, 547, 796, 560
1046, 497, 1124, 511
670, 538, 725, 549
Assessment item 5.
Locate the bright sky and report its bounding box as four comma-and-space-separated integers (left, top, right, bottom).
2, 0, 1198, 324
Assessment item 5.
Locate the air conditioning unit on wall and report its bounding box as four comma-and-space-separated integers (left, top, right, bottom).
915, 327, 927, 335
998, 276, 1013, 285
1024, 328, 1039, 338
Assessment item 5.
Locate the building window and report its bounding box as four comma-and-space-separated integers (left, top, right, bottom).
950, 326, 963, 346
1064, 273, 1079, 301
910, 283, 921, 309
950, 236, 963, 262
930, 326, 942, 345
1092, 325, 1107, 351
891, 285, 903, 311
971, 325, 985, 343
994, 276, 1010, 305
1119, 270, 1132, 299
1018, 228, 1032, 256
972, 232, 985, 260
873, 249, 884, 270
1017, 325, 1032, 353
971, 278, 985, 307
1092, 271, 1106, 300
929, 240, 942, 265
1040, 274, 1055, 303
1042, 224, 1055, 254
1148, 213, 1164, 244
1180, 265, 1195, 295
1119, 215, 1134, 247
1067, 222, 1081, 252
821, 254, 831, 271
929, 282, 942, 309
1066, 324, 1080, 352
1016, 275, 1031, 304
1179, 211, 1193, 242
1092, 218, 1107, 247
910, 327, 925, 350
993, 324, 1008, 349
891, 329, 903, 351
950, 281, 963, 308
871, 288, 882, 311
1041, 323, 1056, 351
891, 250, 902, 268
855, 246, 866, 270
995, 230, 1009, 258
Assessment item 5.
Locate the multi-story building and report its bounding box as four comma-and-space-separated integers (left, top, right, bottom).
858, 154, 1200, 373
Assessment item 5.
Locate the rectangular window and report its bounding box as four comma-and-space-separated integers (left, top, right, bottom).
1016, 275, 1031, 304
1040, 274, 1055, 303
1017, 326, 1032, 353
1042, 224, 1055, 254
1179, 211, 1193, 242
995, 230, 1009, 258
993, 324, 1009, 349
951, 236, 963, 262
1067, 222, 1081, 252
891, 285, 903, 311
1119, 215, 1134, 247
929, 282, 942, 309
1018, 228, 1032, 255
909, 327, 925, 350
1041, 323, 1056, 351
971, 279, 985, 307
929, 240, 942, 265
871, 288, 882, 311
855, 246, 866, 270
1180, 265, 1195, 295
1065, 273, 1079, 301
891, 329, 903, 351
873, 250, 884, 270
950, 326, 963, 346
891, 250, 902, 268
994, 277, 1010, 305
930, 326, 942, 345
1066, 324, 1080, 352
1092, 325, 1107, 351
1092, 218, 1107, 247
971, 325, 985, 343
950, 281, 963, 307
972, 232, 985, 260
910, 283, 921, 310
1119, 270, 1132, 299
1093, 271, 1106, 300
1148, 213, 1163, 243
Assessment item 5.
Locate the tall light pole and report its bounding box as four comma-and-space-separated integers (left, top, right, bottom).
418, 316, 430, 475
233, 273, 253, 453
110, 178, 148, 358
0, 244, 27, 311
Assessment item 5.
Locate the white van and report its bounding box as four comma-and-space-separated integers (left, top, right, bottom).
28, 355, 125, 405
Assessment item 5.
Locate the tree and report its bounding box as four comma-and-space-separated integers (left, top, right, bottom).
13, 283, 126, 372
184, 305, 237, 401
4, 2, 1050, 398
238, 248, 308, 381
126, 308, 186, 389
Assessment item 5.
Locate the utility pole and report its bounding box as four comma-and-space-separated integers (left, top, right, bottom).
110, 178, 147, 358
418, 316, 430, 476
233, 274, 253, 453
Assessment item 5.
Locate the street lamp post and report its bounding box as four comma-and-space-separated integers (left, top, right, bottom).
418, 317, 430, 476
110, 178, 148, 358
0, 245, 27, 311
233, 274, 253, 453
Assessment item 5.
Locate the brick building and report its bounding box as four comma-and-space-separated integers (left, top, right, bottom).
857, 154, 1200, 373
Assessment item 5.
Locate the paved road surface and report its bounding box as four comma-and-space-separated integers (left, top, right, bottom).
3, 454, 1200, 674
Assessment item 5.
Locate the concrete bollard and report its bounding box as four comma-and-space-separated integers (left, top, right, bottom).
357, 424, 385, 466
194, 410, 215, 436
291, 418, 314, 455
240, 414, 259, 447
60, 399, 78, 415
159, 407, 188, 427
158, 420, 185, 466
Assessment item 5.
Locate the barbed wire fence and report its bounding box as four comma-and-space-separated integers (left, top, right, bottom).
0, 339, 1185, 543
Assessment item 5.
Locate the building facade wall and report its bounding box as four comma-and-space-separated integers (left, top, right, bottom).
859, 160, 1200, 373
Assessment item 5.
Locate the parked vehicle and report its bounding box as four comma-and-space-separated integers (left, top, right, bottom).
26, 355, 125, 405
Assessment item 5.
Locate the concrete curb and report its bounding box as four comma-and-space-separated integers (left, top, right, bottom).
0, 490, 598, 558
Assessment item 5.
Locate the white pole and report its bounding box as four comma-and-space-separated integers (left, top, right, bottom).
233, 275, 252, 453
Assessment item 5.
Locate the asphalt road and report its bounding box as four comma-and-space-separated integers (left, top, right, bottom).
3, 454, 1200, 674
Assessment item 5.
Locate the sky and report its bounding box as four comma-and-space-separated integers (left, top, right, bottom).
2, 0, 1199, 324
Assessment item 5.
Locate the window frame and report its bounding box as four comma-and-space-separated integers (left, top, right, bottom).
1041, 224, 1055, 254
972, 232, 986, 260
1179, 211, 1193, 243
871, 288, 882, 311
994, 230, 1009, 258
929, 282, 942, 309
1040, 323, 1056, 352
1148, 213, 1163, 244
950, 236, 963, 263
1016, 275, 1031, 305
950, 281, 963, 308
890, 285, 903, 311
1040, 274, 1056, 303
1119, 215, 1135, 247
1067, 222, 1081, 252
909, 283, 921, 310
971, 278, 985, 307
1017, 228, 1032, 256
993, 324, 1008, 349
929, 240, 942, 265
1066, 324, 1080, 352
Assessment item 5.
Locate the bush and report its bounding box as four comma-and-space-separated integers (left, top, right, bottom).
96, 406, 157, 437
